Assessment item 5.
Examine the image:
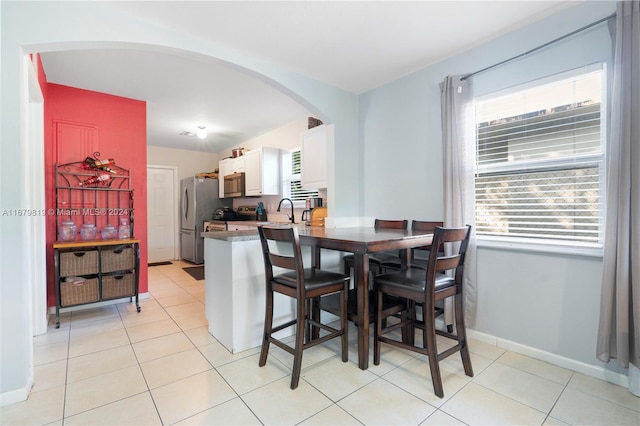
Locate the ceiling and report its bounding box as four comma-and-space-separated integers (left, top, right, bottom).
39, 1, 579, 153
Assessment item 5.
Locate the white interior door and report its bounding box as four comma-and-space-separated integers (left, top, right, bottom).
147, 166, 178, 262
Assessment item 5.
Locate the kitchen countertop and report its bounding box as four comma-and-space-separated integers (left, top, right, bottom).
202, 229, 259, 242
202, 221, 306, 242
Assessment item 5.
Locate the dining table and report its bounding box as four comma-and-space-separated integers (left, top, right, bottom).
297, 226, 434, 370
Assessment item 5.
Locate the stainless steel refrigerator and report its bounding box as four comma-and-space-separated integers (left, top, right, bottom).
180, 176, 226, 264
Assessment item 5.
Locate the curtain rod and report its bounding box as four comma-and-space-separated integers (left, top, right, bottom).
460, 12, 616, 81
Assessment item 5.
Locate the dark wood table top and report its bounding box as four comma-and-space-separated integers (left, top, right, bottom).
297, 226, 433, 254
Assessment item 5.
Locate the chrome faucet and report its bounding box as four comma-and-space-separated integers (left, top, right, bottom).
277, 198, 295, 224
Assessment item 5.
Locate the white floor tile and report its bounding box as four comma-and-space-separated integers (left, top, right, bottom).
216, 353, 290, 395
64, 365, 147, 417
63, 391, 162, 425
139, 347, 212, 389
473, 362, 564, 412
440, 382, 547, 425
242, 376, 334, 425
12, 262, 637, 426
150, 369, 237, 425
175, 397, 261, 425
550, 387, 640, 425
338, 378, 436, 426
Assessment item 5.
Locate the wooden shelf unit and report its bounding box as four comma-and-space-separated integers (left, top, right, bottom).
53, 161, 140, 327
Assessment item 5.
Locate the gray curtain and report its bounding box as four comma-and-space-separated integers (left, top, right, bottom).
596, 0, 640, 395
440, 75, 477, 326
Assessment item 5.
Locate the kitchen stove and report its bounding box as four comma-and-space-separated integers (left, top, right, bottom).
206, 205, 261, 231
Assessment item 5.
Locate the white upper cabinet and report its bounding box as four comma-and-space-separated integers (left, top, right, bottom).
300, 125, 328, 189
244, 147, 281, 196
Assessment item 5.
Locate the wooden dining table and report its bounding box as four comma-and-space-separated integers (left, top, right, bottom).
297, 226, 434, 370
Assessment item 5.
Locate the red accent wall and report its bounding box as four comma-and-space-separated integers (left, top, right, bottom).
44, 83, 148, 307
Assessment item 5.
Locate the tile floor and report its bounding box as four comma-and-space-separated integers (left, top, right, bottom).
2, 260, 639, 425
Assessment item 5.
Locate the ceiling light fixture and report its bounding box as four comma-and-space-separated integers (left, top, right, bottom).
196, 126, 207, 139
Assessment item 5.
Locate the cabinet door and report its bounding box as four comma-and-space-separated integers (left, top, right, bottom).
229, 157, 245, 173
244, 150, 262, 196
301, 125, 328, 189
218, 159, 230, 198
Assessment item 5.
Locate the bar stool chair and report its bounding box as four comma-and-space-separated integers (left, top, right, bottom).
343, 219, 408, 276
320, 219, 409, 342
380, 220, 444, 273
257, 225, 349, 389
373, 225, 473, 398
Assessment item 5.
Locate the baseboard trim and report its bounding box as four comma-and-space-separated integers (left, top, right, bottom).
467, 329, 629, 388
0, 375, 33, 407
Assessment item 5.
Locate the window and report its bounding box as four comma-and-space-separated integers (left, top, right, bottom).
282, 148, 319, 203
474, 66, 605, 248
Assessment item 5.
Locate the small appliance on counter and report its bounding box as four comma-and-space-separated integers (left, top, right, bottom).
256, 202, 267, 221
309, 206, 327, 227
213, 206, 241, 221
302, 197, 323, 225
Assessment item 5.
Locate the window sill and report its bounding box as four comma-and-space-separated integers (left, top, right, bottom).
477, 236, 604, 258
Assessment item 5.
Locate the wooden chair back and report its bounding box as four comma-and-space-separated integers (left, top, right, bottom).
258, 226, 305, 297
374, 219, 408, 229
426, 226, 471, 299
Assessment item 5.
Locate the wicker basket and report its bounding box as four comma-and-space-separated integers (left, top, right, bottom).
60, 278, 99, 306
101, 273, 135, 299
101, 246, 134, 273
60, 250, 99, 276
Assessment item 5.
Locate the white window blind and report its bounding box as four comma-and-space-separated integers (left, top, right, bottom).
474, 68, 605, 246
282, 149, 319, 202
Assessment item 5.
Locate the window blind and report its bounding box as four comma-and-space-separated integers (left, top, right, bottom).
283, 149, 319, 202
474, 70, 604, 245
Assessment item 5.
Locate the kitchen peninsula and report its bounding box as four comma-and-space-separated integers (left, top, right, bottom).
202, 224, 435, 369
202, 225, 342, 354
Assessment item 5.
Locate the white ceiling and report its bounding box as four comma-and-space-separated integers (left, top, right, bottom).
39, 1, 579, 153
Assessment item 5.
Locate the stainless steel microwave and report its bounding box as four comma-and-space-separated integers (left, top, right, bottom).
224, 172, 245, 198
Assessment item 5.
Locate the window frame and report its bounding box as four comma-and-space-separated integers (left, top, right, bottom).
473, 63, 607, 257
281, 147, 319, 208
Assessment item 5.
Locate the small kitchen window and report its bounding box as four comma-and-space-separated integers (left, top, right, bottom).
282, 148, 319, 204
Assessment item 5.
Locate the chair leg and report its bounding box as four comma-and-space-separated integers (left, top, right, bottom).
423, 302, 444, 398
259, 286, 274, 367
455, 293, 474, 378
290, 297, 306, 389
403, 299, 416, 346
340, 286, 348, 362
374, 289, 382, 365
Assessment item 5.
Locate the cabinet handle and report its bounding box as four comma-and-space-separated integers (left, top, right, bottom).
113, 248, 124, 254
73, 252, 86, 258
114, 275, 125, 280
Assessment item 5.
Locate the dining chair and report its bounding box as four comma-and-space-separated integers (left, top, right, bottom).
343, 219, 408, 276
320, 219, 410, 342
379, 220, 444, 272
378, 220, 450, 331
373, 225, 473, 398
257, 225, 349, 389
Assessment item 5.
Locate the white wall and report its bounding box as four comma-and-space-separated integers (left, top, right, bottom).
359, 0, 621, 378
0, 0, 358, 402
147, 146, 220, 182
220, 116, 308, 158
